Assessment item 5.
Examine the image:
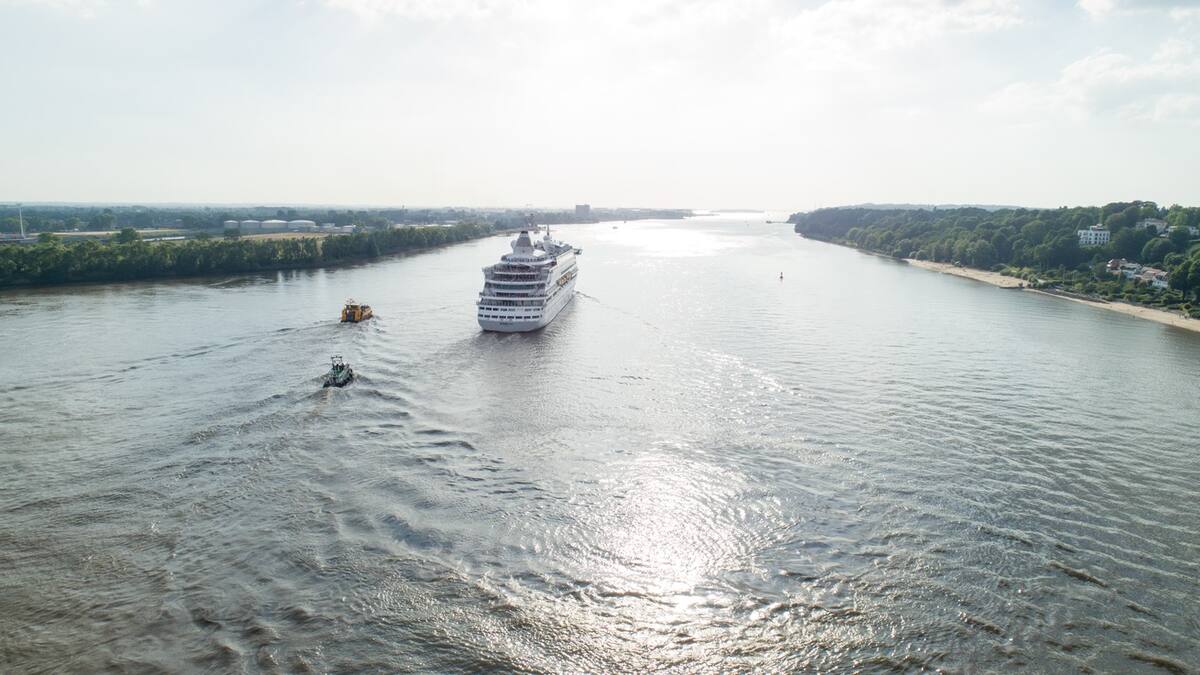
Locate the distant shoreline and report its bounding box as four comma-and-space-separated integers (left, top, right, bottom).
902, 257, 1200, 334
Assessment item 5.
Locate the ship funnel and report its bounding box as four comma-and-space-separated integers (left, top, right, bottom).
511, 231, 534, 255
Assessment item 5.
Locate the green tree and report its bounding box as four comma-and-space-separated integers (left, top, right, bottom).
113, 228, 141, 244
1021, 220, 1048, 246
88, 210, 116, 231
1170, 260, 1192, 293
1111, 227, 1152, 260
1168, 226, 1192, 251
37, 232, 61, 243
1140, 238, 1175, 265
131, 211, 155, 229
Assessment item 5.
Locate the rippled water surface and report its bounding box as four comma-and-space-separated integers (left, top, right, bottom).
2, 214, 1199, 673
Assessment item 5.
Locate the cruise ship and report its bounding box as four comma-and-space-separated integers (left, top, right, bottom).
477, 227, 578, 332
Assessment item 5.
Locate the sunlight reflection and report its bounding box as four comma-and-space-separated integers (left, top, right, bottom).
594, 223, 750, 258
594, 448, 739, 598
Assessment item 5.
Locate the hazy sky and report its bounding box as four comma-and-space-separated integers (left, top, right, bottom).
2, 0, 1198, 209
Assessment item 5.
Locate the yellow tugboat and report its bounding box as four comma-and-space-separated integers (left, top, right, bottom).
340, 298, 373, 323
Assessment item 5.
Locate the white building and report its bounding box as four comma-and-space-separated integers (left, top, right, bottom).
1118, 261, 1143, 279
1138, 218, 1168, 234
1077, 224, 1111, 247
1139, 267, 1170, 290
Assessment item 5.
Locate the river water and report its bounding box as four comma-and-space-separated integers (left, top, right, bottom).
1, 214, 1198, 673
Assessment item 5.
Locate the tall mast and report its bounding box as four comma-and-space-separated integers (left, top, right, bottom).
17, 203, 24, 239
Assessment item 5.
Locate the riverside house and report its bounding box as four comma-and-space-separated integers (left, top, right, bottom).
1140, 267, 1170, 290
1108, 259, 1143, 278
1108, 259, 1169, 290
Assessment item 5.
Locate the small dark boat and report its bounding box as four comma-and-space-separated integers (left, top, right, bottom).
323, 355, 354, 388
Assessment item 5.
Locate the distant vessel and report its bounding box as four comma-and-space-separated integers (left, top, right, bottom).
340, 299, 373, 323
323, 355, 354, 388
477, 227, 578, 332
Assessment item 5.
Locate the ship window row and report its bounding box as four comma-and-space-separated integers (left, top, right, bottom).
480, 300, 544, 307
479, 309, 541, 314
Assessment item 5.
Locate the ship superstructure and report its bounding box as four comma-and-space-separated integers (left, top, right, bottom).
477, 227, 578, 332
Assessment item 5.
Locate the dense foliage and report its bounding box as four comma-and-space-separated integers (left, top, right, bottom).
0, 204, 689, 234
790, 202, 1200, 307
0, 222, 493, 287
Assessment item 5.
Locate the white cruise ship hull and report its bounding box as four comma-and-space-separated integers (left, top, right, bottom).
478, 276, 576, 332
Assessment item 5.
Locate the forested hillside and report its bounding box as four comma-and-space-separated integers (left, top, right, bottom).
791, 202, 1200, 305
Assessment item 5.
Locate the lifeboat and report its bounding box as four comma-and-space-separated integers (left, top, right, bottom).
340, 299, 373, 323
323, 355, 354, 388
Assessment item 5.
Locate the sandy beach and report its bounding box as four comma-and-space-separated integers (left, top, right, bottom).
1025, 289, 1200, 334
903, 258, 1200, 334
905, 259, 1027, 288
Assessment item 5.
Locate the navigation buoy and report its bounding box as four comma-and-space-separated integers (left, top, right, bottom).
779, 272, 784, 280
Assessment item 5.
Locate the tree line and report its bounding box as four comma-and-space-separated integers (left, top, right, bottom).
0, 222, 494, 287
0, 204, 692, 234
790, 201, 1200, 303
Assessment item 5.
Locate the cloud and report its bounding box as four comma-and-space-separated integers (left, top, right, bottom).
320, 0, 499, 20
984, 38, 1200, 123
322, 0, 1023, 43
1076, 0, 1200, 19
765, 0, 1021, 71
0, 0, 152, 17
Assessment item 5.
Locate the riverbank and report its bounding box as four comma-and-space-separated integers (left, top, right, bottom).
1025, 289, 1200, 334
0, 222, 496, 289
905, 259, 1027, 288
899, 257, 1200, 334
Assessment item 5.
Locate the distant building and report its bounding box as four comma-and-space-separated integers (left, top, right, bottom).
222, 220, 240, 230
1139, 267, 1170, 290
575, 204, 591, 219
261, 219, 288, 231
1077, 224, 1111, 247
1110, 260, 1144, 279
288, 219, 318, 231
1138, 218, 1168, 234
240, 220, 261, 230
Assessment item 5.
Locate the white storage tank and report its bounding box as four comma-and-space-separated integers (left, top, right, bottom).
288, 219, 318, 231
223, 220, 240, 229
261, 219, 288, 230
240, 220, 261, 230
